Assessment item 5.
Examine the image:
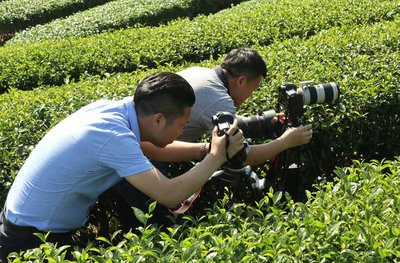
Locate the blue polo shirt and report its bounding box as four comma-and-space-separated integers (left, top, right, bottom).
5, 97, 153, 232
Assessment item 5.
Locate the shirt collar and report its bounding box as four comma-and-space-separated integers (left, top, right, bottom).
213, 66, 230, 95
124, 97, 141, 142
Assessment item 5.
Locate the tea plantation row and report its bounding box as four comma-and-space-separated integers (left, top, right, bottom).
0, 0, 398, 92
0, 0, 112, 32
8, 0, 246, 45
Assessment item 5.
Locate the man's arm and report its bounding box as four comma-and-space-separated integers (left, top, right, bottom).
245, 124, 313, 166
127, 123, 244, 208
125, 152, 224, 208
141, 141, 208, 162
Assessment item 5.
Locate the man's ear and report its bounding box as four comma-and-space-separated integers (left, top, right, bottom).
236, 75, 247, 89
152, 113, 165, 127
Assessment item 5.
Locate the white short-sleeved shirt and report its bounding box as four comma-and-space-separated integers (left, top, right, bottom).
5, 97, 153, 232
177, 67, 235, 142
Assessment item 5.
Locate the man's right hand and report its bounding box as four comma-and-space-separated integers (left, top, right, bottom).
278, 124, 313, 149
209, 120, 245, 164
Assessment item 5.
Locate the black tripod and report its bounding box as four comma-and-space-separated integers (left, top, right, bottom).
266, 117, 323, 202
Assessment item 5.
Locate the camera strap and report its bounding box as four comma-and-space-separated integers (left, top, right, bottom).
168, 188, 202, 215
213, 66, 230, 95
223, 131, 231, 165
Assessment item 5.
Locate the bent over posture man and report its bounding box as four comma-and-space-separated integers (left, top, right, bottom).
0, 72, 244, 261
174, 47, 313, 164
142, 47, 312, 167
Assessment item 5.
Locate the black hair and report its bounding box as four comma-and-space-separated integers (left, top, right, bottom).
221, 47, 267, 80
134, 72, 195, 123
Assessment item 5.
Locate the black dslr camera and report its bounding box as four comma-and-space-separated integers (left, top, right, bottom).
237, 81, 340, 140
278, 81, 340, 127
212, 111, 248, 170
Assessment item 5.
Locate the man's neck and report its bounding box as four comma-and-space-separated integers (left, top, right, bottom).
213, 66, 230, 94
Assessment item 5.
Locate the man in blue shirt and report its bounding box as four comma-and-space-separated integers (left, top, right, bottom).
0, 72, 244, 261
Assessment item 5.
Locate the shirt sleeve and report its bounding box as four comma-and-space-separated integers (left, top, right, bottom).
97, 133, 153, 177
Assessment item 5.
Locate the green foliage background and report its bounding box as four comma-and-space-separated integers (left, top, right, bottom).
0, 0, 399, 261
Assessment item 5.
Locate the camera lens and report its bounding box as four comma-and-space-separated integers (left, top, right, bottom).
302, 82, 340, 105
237, 110, 276, 139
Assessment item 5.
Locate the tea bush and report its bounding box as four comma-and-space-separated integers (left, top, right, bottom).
0, 0, 398, 92
255, 19, 400, 176
0, 0, 112, 32
6, 158, 400, 262
9, 0, 246, 45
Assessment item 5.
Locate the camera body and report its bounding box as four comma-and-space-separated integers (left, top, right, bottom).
212, 111, 248, 169
212, 111, 235, 136
278, 81, 340, 127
